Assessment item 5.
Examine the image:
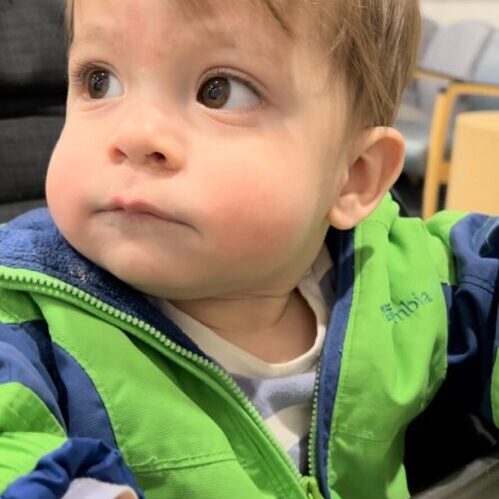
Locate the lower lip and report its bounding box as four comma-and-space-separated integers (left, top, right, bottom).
104, 209, 178, 224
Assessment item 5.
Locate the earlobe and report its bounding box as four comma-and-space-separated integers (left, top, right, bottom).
327, 127, 405, 230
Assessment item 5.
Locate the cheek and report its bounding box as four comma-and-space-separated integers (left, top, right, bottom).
197, 164, 314, 259
45, 131, 90, 234
190, 131, 336, 259
46, 141, 71, 214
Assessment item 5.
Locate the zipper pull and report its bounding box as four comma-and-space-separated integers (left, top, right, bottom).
300, 476, 323, 499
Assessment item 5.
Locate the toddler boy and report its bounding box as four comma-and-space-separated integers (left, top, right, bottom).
0, 0, 498, 498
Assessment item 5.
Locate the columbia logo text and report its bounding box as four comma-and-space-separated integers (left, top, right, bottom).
380, 292, 433, 324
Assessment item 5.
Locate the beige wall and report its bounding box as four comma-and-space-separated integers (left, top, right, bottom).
422, 0, 499, 27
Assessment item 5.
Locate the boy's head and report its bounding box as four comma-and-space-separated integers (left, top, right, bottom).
46, 0, 420, 300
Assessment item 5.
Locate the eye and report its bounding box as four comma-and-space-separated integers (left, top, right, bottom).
85, 68, 123, 99
197, 73, 261, 110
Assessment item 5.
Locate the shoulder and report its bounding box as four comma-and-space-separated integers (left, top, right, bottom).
358, 196, 498, 289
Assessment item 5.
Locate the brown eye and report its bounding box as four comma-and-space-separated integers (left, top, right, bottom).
87, 70, 110, 99
197, 77, 231, 109
81, 68, 123, 100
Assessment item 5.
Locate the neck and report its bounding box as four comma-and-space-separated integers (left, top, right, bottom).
169, 289, 317, 363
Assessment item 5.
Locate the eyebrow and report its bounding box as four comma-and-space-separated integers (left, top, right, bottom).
68, 25, 255, 67
69, 20, 287, 71
69, 25, 121, 54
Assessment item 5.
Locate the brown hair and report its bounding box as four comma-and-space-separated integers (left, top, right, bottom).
65, 0, 420, 130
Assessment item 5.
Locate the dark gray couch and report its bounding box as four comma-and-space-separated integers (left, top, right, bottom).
0, 0, 66, 222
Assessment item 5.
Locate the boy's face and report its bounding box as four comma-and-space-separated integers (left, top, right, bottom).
46, 0, 351, 299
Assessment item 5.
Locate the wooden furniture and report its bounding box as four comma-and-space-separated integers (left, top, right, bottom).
445, 112, 499, 214
419, 72, 499, 218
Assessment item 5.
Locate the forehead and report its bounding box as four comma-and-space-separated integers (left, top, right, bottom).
70, 0, 301, 42
69, 0, 321, 80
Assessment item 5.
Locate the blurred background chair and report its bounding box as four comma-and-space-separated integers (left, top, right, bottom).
395, 20, 495, 181
395, 20, 499, 218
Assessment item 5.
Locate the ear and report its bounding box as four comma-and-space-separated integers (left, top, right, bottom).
328, 127, 405, 230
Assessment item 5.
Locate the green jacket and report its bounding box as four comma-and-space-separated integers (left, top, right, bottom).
1, 196, 498, 498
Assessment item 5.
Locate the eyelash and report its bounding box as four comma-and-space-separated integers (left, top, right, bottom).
69, 61, 107, 91
202, 69, 264, 101
69, 61, 264, 101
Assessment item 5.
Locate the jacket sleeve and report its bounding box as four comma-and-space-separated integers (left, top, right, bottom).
427, 213, 499, 429
0, 320, 144, 499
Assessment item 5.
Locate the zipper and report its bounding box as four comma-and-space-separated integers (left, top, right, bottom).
307, 362, 321, 478
0, 268, 325, 496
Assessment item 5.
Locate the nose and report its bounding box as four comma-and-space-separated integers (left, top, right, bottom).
108, 104, 184, 172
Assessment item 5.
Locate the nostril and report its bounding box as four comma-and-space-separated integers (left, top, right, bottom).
149, 152, 166, 162
110, 148, 127, 163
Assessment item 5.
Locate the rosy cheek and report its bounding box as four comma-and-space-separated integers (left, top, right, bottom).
201, 180, 303, 257
46, 149, 65, 206
46, 138, 84, 227
46, 170, 68, 229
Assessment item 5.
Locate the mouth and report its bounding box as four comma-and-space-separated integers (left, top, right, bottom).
101, 198, 187, 225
